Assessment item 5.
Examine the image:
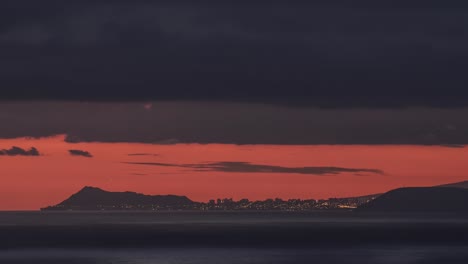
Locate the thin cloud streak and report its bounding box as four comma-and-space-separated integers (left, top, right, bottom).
124, 161, 384, 176
69, 149, 93, 158
439, 144, 465, 148
128, 153, 159, 156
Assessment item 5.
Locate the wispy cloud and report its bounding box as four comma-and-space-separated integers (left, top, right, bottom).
123, 161, 383, 176
128, 153, 159, 156
68, 149, 93, 158
0, 146, 40, 156
131, 173, 149, 176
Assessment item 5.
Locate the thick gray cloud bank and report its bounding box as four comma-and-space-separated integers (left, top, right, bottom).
0, 0, 467, 107
68, 149, 93, 157
0, 146, 40, 156
1, 102, 468, 145
124, 161, 384, 176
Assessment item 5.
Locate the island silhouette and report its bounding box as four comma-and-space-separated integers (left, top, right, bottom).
356, 187, 468, 212
42, 181, 468, 212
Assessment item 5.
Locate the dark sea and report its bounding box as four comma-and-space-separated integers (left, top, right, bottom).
1, 211, 467, 264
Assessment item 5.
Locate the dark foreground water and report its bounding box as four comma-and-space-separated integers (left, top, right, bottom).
2, 247, 468, 264
1, 211, 467, 264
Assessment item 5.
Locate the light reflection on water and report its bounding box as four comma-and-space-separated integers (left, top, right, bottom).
1, 247, 468, 264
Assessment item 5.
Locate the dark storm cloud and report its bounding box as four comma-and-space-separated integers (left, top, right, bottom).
123, 161, 384, 175
0, 146, 40, 156
0, 0, 467, 107
3, 102, 468, 145
68, 149, 93, 157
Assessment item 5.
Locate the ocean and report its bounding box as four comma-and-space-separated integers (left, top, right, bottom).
0, 211, 467, 264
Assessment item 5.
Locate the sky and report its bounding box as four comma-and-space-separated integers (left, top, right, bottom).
1, 1, 468, 210
1, 134, 467, 210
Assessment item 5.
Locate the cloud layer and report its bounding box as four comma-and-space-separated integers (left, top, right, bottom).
124, 161, 383, 176
2, 102, 468, 145
0, 1, 467, 107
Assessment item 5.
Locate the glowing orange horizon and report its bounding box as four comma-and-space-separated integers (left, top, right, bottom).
1, 135, 467, 210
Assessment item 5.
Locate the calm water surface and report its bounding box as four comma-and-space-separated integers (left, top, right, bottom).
1, 247, 468, 264
0, 211, 467, 264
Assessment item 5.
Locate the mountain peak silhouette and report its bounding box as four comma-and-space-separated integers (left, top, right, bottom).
42, 186, 195, 211
78, 186, 106, 193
